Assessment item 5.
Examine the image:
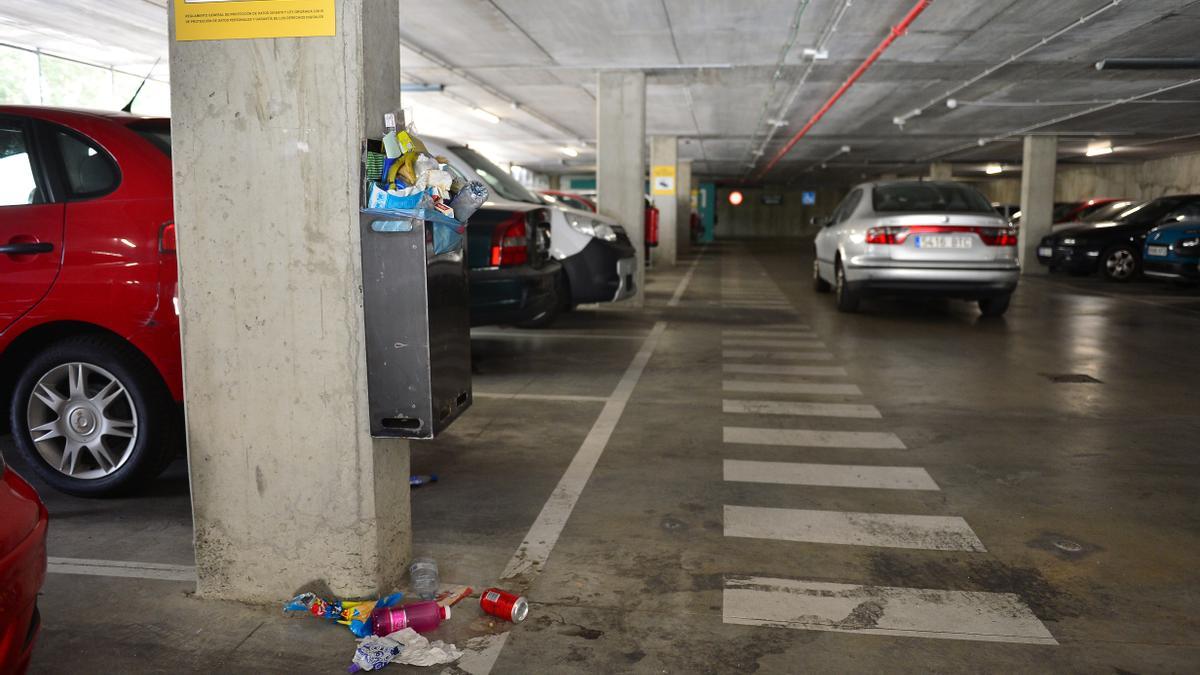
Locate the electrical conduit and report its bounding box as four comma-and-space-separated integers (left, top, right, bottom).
756, 0, 931, 179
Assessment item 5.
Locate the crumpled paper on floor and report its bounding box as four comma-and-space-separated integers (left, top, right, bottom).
366, 627, 463, 667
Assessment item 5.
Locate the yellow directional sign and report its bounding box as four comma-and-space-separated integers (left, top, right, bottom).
175, 0, 336, 41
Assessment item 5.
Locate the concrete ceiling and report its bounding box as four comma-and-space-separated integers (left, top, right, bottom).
3, 0, 1200, 184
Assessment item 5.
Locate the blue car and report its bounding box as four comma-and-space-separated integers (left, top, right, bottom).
1144, 218, 1200, 283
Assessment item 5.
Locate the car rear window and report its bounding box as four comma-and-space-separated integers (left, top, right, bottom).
872, 183, 995, 214
128, 120, 171, 157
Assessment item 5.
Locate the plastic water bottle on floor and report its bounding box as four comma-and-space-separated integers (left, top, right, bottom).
409, 557, 439, 600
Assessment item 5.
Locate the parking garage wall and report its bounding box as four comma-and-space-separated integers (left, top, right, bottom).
1054, 150, 1200, 201
714, 186, 842, 239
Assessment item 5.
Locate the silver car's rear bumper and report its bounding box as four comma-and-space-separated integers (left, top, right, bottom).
845, 263, 1019, 296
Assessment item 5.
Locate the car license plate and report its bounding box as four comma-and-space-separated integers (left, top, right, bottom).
915, 235, 972, 249
1148, 245, 1168, 257
1037, 246, 1053, 257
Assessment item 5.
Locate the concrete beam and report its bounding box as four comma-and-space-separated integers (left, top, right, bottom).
650, 135, 678, 267
1018, 135, 1058, 275
597, 71, 646, 303
169, 0, 410, 601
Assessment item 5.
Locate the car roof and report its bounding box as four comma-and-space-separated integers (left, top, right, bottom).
0, 105, 165, 124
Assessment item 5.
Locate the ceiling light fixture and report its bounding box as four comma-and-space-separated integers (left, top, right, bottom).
559, 146, 579, 158
985, 163, 1004, 174
471, 108, 501, 124
1086, 141, 1113, 157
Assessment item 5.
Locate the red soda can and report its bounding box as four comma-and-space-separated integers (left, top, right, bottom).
479, 588, 528, 623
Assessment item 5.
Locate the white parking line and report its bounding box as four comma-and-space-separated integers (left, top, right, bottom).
724, 460, 939, 490
722, 350, 834, 361
723, 338, 821, 348
723, 577, 1056, 645
724, 506, 986, 551
471, 330, 646, 341
723, 364, 847, 377
724, 426, 904, 449
723, 399, 881, 418
668, 245, 708, 307
48, 557, 197, 582
723, 381, 862, 396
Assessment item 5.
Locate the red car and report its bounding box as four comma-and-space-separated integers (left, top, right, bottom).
0, 106, 180, 496
0, 459, 48, 673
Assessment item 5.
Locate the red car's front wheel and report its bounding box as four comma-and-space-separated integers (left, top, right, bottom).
10, 335, 178, 497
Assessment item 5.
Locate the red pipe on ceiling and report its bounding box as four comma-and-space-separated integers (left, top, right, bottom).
756, 0, 932, 180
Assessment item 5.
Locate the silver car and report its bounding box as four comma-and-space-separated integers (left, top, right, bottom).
813, 181, 1020, 316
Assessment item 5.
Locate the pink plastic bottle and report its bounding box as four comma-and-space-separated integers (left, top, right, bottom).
371, 600, 450, 636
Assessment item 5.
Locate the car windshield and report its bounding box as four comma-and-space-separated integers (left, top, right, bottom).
1081, 200, 1138, 222
449, 145, 540, 204
872, 183, 995, 214
127, 120, 171, 157
1114, 197, 1187, 226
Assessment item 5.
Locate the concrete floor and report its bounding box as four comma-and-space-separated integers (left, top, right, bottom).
8, 239, 1200, 673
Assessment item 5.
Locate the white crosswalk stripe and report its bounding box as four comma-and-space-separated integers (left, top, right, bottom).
722, 350, 834, 361
723, 380, 861, 396
724, 460, 938, 490
723, 338, 821, 347
723, 399, 880, 418
723, 364, 847, 377
724, 505, 986, 551
723, 577, 1057, 645
724, 426, 905, 449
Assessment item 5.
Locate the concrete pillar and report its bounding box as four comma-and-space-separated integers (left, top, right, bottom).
676, 159, 693, 257
928, 162, 953, 180
597, 71, 646, 304
1018, 135, 1057, 275
649, 136, 678, 267
879, 173, 899, 180
548, 174, 561, 190
169, 1, 410, 601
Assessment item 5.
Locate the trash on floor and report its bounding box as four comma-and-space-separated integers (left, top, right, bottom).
409, 557, 439, 599
348, 635, 403, 673
435, 584, 473, 608
480, 587, 529, 623
409, 474, 438, 488
347, 627, 463, 671
372, 600, 451, 635
283, 591, 405, 638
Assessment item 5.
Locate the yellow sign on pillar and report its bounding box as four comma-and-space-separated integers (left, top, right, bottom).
651, 165, 676, 196
175, 0, 336, 41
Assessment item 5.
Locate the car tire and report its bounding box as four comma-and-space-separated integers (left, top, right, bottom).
978, 294, 1011, 318
515, 273, 565, 329
1100, 245, 1139, 282
813, 259, 831, 293
9, 335, 178, 497
834, 260, 860, 313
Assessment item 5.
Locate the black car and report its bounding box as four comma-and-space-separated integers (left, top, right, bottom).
466, 204, 564, 327
1036, 195, 1200, 281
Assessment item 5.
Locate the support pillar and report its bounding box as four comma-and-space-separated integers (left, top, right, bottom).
676, 159, 693, 257
649, 135, 678, 266
1018, 135, 1058, 275
548, 174, 561, 190
169, 0, 410, 601
597, 71, 647, 304
928, 162, 953, 180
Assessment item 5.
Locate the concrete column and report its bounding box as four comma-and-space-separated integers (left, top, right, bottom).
1017, 135, 1058, 275
548, 174, 561, 190
928, 162, 953, 180
169, 0, 410, 601
649, 135, 678, 267
597, 71, 646, 304
676, 159, 693, 257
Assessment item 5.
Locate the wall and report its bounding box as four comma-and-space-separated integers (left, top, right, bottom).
974, 178, 1021, 205
714, 186, 844, 239
977, 149, 1200, 205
